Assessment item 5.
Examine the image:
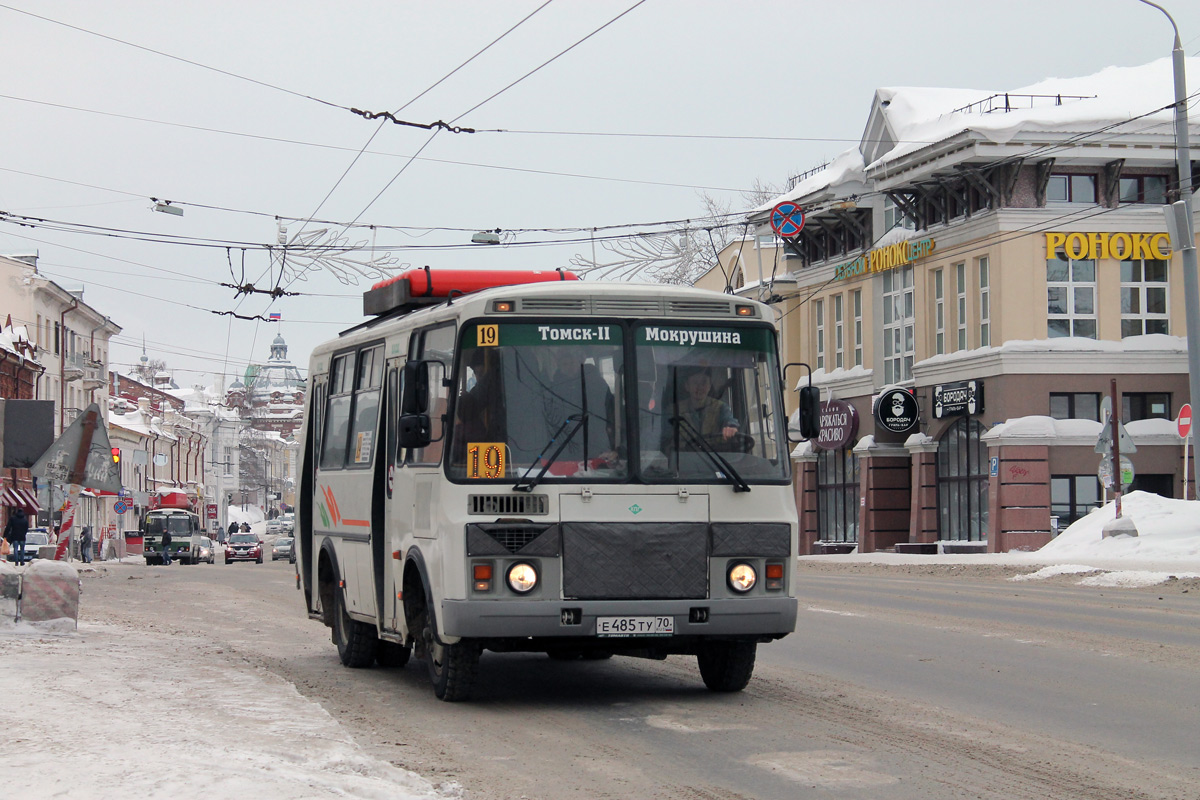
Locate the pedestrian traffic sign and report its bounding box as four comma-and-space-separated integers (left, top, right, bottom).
769, 201, 805, 239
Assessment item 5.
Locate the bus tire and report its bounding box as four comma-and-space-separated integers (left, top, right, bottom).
427, 633, 480, 702
697, 641, 756, 692
333, 590, 377, 668
376, 640, 411, 668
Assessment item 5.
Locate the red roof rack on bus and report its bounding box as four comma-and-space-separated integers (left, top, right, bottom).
363, 266, 579, 316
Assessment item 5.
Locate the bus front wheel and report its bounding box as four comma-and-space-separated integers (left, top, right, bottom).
333, 590, 377, 668
697, 640, 757, 692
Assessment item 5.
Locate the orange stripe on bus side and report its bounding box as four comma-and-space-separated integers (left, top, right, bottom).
341, 518, 371, 528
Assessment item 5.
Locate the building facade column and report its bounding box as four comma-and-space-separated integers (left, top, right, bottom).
854, 439, 912, 553
791, 443, 819, 555
906, 434, 940, 546
987, 442, 1052, 553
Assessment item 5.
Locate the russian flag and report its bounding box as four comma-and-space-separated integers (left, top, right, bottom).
268, 312, 281, 321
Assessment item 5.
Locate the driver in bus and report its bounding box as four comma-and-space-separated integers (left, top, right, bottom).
666, 367, 740, 448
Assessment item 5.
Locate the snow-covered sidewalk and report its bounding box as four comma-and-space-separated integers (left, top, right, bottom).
0, 618, 455, 800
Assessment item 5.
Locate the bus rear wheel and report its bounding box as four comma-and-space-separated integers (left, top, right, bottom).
697, 641, 757, 692
333, 590, 377, 668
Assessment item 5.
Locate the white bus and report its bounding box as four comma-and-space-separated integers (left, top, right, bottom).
297, 268, 811, 700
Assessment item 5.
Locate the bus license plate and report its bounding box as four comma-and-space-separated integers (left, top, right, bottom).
596, 616, 674, 637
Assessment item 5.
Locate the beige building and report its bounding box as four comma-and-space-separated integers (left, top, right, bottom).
705, 59, 1198, 554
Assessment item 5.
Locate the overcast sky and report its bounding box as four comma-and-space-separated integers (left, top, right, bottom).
3, 0, 1199, 387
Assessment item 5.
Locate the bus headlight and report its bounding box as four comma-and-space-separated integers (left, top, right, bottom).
506, 562, 538, 594
727, 562, 757, 593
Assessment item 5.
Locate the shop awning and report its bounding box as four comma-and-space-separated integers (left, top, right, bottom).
1, 486, 41, 511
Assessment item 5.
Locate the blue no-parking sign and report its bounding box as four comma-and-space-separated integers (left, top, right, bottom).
770, 201, 805, 239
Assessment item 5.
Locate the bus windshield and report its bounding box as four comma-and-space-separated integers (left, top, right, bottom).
635, 324, 788, 484
145, 514, 196, 535
446, 320, 788, 485
449, 322, 626, 482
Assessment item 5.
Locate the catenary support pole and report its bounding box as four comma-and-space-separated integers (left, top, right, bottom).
1140, 2, 1200, 491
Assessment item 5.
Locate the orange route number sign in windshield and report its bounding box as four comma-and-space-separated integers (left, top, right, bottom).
467, 443, 506, 479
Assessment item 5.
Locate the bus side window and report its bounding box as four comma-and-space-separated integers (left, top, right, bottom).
320, 352, 355, 469
410, 324, 455, 465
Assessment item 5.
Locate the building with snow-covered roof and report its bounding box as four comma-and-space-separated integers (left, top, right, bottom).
225, 332, 304, 513
737, 58, 1199, 556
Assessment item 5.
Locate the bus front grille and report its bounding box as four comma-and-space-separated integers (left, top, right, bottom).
469, 494, 548, 516
561, 522, 708, 600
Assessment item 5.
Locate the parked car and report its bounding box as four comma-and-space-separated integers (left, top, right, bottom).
279, 513, 295, 534
271, 537, 293, 561
196, 536, 216, 564
7, 530, 50, 563
288, 541, 296, 564
225, 532, 263, 564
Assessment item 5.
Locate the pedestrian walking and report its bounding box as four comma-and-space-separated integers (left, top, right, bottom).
241, 522, 250, 533
215, 524, 226, 545
3, 507, 30, 565
161, 527, 173, 565
80, 525, 93, 563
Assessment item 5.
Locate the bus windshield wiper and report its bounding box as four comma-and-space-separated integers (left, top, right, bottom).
668, 415, 751, 493
513, 414, 587, 493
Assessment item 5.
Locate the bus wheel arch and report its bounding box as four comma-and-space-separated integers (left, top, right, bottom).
402, 554, 479, 702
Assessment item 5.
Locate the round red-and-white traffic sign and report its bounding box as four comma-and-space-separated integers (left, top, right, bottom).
1178, 403, 1192, 439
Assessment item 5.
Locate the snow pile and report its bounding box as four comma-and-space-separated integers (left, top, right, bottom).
1, 621, 452, 800
227, 505, 266, 528
1039, 491, 1200, 562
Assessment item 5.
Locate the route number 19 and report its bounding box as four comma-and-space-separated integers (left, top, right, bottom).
477, 325, 499, 347
467, 443, 505, 479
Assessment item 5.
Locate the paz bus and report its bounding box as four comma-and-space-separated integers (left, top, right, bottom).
297, 267, 813, 700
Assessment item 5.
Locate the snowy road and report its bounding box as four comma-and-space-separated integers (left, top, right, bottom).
6, 555, 1199, 799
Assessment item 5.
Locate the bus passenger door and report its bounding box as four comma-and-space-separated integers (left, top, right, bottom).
378, 359, 411, 634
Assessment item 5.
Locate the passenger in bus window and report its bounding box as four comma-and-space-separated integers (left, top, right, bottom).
455, 348, 506, 454
663, 367, 740, 450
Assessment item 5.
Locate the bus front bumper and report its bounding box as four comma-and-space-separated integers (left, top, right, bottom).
440, 596, 797, 640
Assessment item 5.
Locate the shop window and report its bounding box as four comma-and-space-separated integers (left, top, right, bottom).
1122, 392, 1170, 423
936, 418, 989, 542
933, 269, 945, 355
817, 447, 859, 543
1046, 250, 1097, 338
1118, 175, 1167, 205
834, 294, 844, 370
883, 266, 914, 384
956, 262, 967, 351
1049, 392, 1100, 421
1046, 174, 1096, 204
978, 256, 991, 347
1051, 475, 1101, 528
814, 299, 825, 371
883, 196, 915, 232
1120, 258, 1169, 337
852, 290, 863, 367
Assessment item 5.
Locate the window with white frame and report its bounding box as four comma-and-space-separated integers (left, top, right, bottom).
978, 256, 991, 346
883, 196, 915, 232
814, 299, 825, 371
1047, 248, 1097, 338
1046, 174, 1096, 204
834, 294, 844, 369
1120, 258, 1169, 337
883, 266, 914, 384
852, 290, 863, 367
934, 268, 945, 355
955, 262, 968, 351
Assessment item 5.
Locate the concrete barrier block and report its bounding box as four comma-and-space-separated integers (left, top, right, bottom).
0, 561, 18, 622
20, 559, 80, 626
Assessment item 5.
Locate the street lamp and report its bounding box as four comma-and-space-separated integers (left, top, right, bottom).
1139, 1, 1199, 500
